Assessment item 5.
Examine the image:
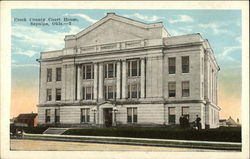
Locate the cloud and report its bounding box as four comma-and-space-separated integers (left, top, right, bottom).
12, 64, 39, 67
123, 13, 163, 22
168, 15, 194, 24
198, 22, 233, 35
64, 13, 97, 23
12, 47, 37, 57
168, 29, 185, 36
168, 26, 194, 36
216, 46, 241, 61
12, 24, 82, 55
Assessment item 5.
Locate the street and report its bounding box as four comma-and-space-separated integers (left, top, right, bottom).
10, 139, 222, 151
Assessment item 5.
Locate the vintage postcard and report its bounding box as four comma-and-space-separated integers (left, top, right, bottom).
1, 1, 249, 159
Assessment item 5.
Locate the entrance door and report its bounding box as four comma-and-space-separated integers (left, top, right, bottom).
103, 108, 112, 127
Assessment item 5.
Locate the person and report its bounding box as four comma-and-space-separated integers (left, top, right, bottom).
179, 116, 184, 128
183, 116, 189, 128
195, 115, 201, 130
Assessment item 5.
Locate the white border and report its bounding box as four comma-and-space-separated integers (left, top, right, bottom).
1, 1, 249, 159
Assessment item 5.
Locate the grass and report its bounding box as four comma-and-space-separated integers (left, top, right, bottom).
22, 126, 241, 142
61, 127, 241, 142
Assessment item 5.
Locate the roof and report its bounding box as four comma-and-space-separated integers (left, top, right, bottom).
219, 119, 226, 122
16, 113, 37, 120
65, 12, 166, 40
226, 117, 238, 125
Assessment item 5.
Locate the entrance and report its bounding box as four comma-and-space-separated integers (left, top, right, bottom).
103, 108, 113, 127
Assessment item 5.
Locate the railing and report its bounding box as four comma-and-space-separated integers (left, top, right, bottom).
80, 39, 147, 54
41, 50, 62, 59
125, 40, 142, 48
41, 39, 163, 59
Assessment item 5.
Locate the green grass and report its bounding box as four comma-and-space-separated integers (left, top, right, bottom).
23, 127, 49, 134
61, 127, 241, 142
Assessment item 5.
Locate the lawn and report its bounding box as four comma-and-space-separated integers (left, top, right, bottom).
61, 127, 241, 142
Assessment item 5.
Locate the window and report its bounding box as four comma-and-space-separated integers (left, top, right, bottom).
46, 89, 52, 101
56, 88, 61, 101
128, 59, 141, 77
45, 109, 51, 123
104, 85, 116, 100
182, 107, 189, 120
168, 107, 175, 124
182, 81, 190, 97
47, 68, 52, 82
128, 83, 140, 99
168, 82, 176, 97
168, 58, 176, 74
55, 109, 60, 123
83, 64, 94, 79
82, 86, 93, 100
81, 108, 90, 123
56, 68, 61, 81
127, 107, 137, 123
182, 56, 189, 73
104, 62, 116, 78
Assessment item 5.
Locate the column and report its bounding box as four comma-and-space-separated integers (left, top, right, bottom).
140, 57, 145, 98
77, 64, 82, 100
116, 60, 121, 99
121, 60, 127, 99
215, 72, 217, 104
98, 63, 104, 100
94, 63, 98, 100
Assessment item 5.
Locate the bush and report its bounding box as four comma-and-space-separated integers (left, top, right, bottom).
62, 127, 241, 142
23, 127, 49, 134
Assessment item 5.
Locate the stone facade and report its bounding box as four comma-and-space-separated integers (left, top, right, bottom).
37, 13, 220, 129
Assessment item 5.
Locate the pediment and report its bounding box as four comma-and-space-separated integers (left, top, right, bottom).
64, 13, 166, 48
77, 19, 148, 47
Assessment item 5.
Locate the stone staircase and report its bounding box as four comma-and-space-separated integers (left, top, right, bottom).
43, 128, 69, 135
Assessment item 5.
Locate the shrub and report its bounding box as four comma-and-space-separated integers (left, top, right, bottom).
62, 127, 241, 142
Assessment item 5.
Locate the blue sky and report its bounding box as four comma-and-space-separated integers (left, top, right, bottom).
11, 9, 242, 119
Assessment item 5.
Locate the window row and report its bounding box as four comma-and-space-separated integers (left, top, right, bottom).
46, 107, 191, 125
168, 107, 189, 124
45, 109, 60, 123
168, 56, 189, 74
46, 82, 189, 101
168, 81, 190, 97
81, 83, 141, 101
47, 68, 61, 82
45, 108, 137, 124
81, 59, 142, 80
46, 88, 61, 101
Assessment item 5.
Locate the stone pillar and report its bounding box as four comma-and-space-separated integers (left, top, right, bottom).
98, 63, 104, 100
140, 57, 145, 98
94, 63, 98, 100
121, 60, 127, 99
116, 60, 121, 99
77, 64, 82, 100
215, 72, 217, 105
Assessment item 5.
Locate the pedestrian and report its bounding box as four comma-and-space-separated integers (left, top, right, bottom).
195, 115, 201, 130
183, 116, 189, 128
179, 116, 184, 128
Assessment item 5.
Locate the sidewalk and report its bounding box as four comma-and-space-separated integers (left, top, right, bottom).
23, 133, 241, 151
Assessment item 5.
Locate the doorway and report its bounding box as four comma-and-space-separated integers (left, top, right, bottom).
103, 108, 113, 127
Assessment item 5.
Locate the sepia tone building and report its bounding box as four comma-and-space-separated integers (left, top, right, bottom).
37, 13, 220, 129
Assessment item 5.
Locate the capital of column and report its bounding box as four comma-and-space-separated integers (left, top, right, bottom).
140, 57, 146, 60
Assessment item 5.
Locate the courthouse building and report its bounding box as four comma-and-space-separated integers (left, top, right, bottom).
37, 13, 220, 129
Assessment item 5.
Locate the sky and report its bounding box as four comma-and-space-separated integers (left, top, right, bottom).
11, 9, 242, 121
